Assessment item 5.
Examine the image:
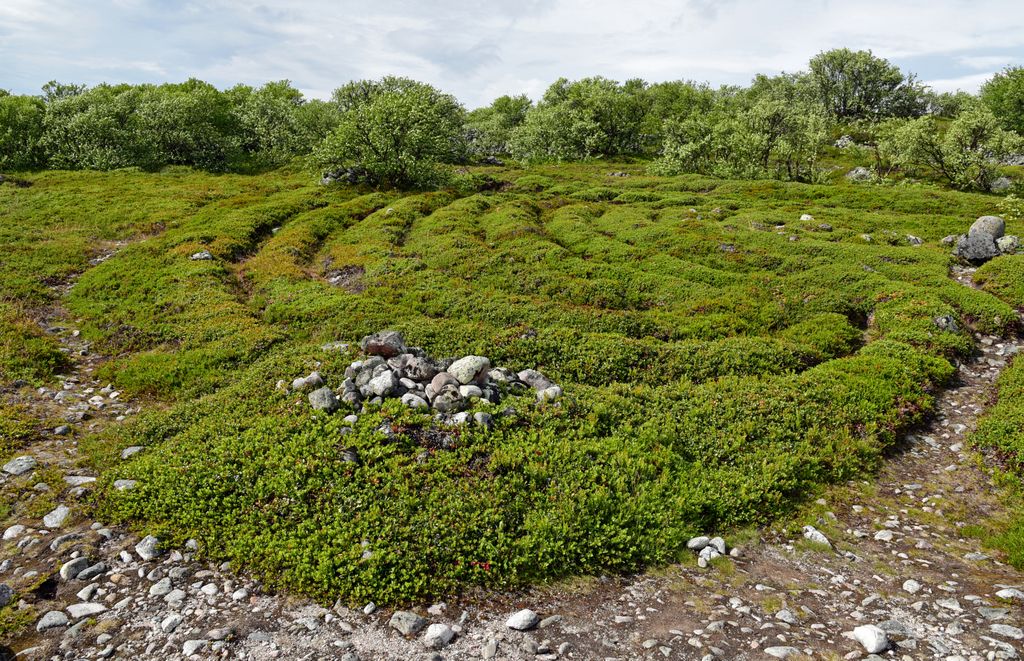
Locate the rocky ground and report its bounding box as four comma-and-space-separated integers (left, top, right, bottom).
2, 266, 1023, 661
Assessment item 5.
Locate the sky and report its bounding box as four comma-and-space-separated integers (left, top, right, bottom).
2, 0, 1023, 108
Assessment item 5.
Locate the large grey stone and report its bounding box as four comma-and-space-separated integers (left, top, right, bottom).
67, 602, 107, 619
135, 535, 162, 561
367, 370, 399, 397
448, 356, 490, 385
3, 455, 37, 475
955, 215, 1005, 263
517, 369, 553, 392
59, 557, 90, 581
308, 387, 340, 413
431, 385, 464, 414
43, 505, 71, 528
389, 610, 426, 636
0, 584, 13, 608
37, 610, 69, 631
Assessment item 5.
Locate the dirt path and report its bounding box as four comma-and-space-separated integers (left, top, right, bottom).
1, 268, 1022, 661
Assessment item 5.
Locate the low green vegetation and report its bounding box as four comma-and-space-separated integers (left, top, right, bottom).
3, 160, 1020, 604
970, 254, 1024, 567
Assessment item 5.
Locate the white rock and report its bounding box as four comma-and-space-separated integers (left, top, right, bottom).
135, 535, 161, 561
3, 455, 37, 475
161, 613, 183, 633
506, 609, 540, 631
765, 647, 802, 659
3, 524, 26, 541
448, 356, 490, 384
67, 602, 107, 619
36, 610, 69, 631
183, 640, 207, 656
853, 624, 889, 653
996, 588, 1024, 602
903, 579, 922, 594
423, 623, 455, 649
991, 623, 1024, 640
802, 525, 832, 549
43, 505, 71, 528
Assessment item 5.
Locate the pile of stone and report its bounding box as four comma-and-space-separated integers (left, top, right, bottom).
686, 535, 738, 567
292, 331, 562, 416
950, 215, 1019, 263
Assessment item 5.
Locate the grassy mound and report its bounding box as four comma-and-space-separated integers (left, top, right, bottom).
2, 163, 1019, 603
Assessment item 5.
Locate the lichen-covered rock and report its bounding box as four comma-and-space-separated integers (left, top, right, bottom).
448, 355, 490, 384
308, 387, 340, 413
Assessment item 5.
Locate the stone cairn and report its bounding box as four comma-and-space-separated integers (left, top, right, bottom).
285, 331, 563, 421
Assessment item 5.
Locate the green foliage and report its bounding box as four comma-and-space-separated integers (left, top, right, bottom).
651, 75, 831, 182
981, 66, 1024, 134
509, 77, 651, 162
877, 104, 1024, 190
0, 93, 46, 170
3, 162, 1018, 604
0, 303, 67, 383
314, 77, 466, 189
0, 404, 35, 460
808, 48, 926, 120
976, 255, 1024, 308
466, 94, 532, 157
1000, 194, 1024, 222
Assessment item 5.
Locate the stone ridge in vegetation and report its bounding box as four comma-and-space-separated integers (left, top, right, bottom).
1, 164, 1021, 605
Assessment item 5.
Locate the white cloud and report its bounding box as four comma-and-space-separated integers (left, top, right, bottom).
924, 72, 996, 93
2, 0, 1023, 105
957, 55, 1015, 70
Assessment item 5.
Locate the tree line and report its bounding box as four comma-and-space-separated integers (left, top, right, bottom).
1, 49, 1023, 190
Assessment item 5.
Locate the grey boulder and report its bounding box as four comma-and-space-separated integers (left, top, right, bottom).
3, 455, 37, 476
448, 356, 491, 385
955, 215, 1005, 263
389, 610, 426, 636
308, 387, 340, 413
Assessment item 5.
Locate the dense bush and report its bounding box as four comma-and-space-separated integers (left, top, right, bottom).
651, 75, 830, 181
0, 92, 46, 170
509, 77, 651, 162
981, 66, 1024, 135
877, 103, 1024, 190
314, 77, 466, 189
465, 94, 532, 158
808, 48, 926, 120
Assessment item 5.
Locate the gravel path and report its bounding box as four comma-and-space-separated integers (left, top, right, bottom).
1, 266, 1022, 661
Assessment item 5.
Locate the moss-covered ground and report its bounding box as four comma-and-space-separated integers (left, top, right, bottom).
1, 163, 1020, 604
